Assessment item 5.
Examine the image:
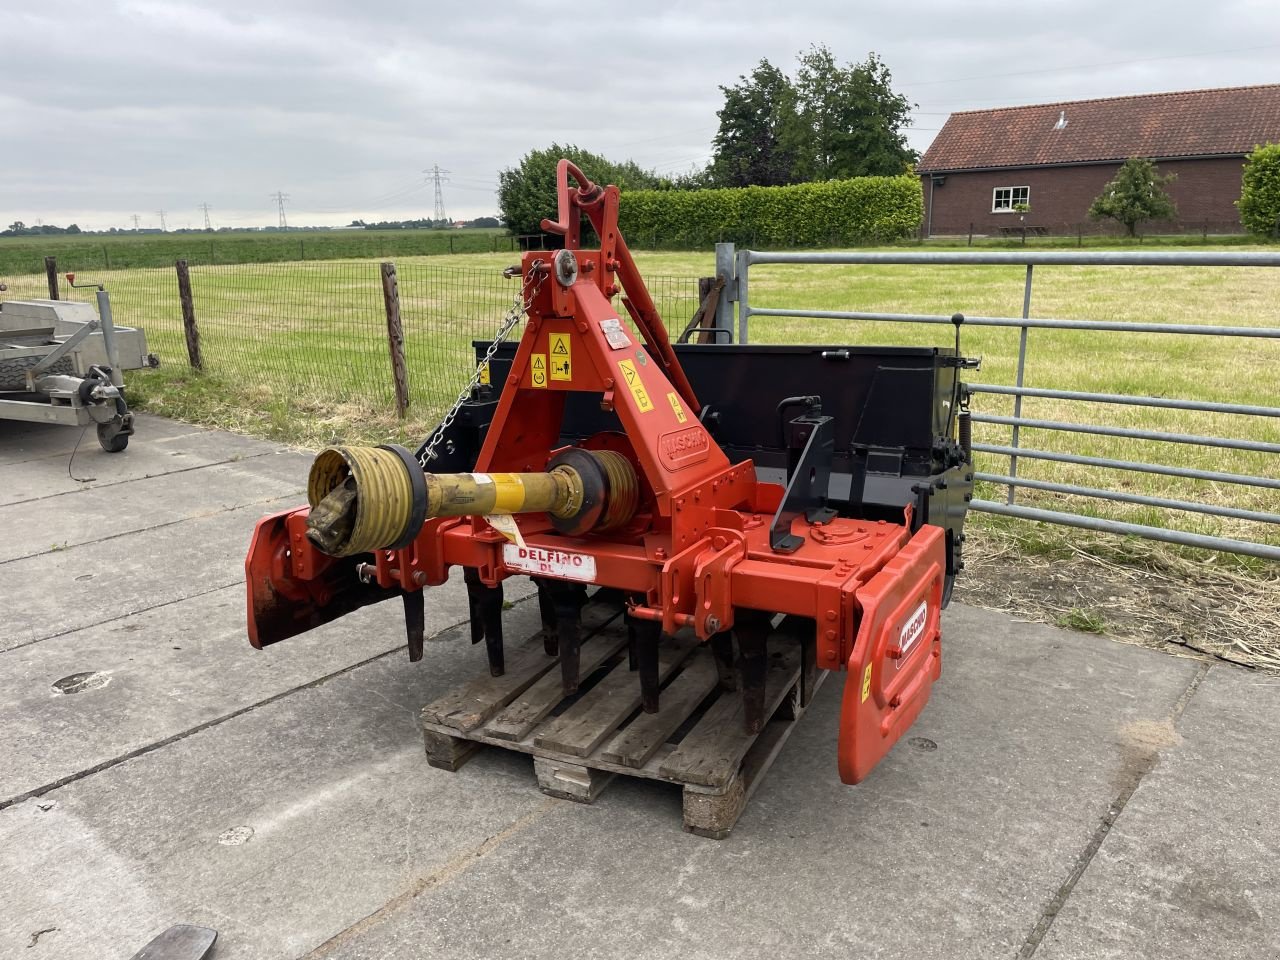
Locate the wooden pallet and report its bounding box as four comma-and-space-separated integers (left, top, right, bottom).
419, 596, 825, 838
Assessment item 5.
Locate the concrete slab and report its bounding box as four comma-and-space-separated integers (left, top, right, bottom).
1, 415, 1273, 960
0, 575, 496, 804
0, 604, 554, 960
303, 607, 1205, 960
0, 493, 304, 652
1037, 666, 1280, 960
0, 414, 283, 505
0, 451, 308, 562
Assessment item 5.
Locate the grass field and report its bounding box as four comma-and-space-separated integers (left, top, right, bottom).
0, 228, 511, 275
3, 246, 1277, 560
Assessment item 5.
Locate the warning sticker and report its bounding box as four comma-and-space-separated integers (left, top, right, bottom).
600, 317, 631, 350
549, 333, 572, 381
666, 391, 688, 424
530, 353, 547, 388
484, 514, 526, 547
478, 362, 490, 386
616, 358, 653, 412
860, 663, 873, 702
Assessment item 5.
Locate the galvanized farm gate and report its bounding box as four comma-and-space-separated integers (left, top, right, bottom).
702, 245, 1280, 562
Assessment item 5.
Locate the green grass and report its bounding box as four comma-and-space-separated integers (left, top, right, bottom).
4, 244, 1277, 554
0, 228, 512, 275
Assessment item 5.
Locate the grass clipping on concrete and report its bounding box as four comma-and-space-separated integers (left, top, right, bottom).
957, 517, 1280, 671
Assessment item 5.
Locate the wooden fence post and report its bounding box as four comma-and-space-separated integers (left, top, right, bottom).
381, 261, 410, 417
44, 257, 59, 300
175, 260, 204, 370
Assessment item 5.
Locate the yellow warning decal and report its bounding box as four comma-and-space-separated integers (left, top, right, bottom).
530, 353, 547, 388
617, 358, 653, 412
478, 362, 490, 386
549, 333, 572, 381
666, 391, 688, 424
860, 663, 873, 702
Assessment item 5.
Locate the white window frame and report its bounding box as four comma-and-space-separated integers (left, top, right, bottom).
992, 186, 1030, 213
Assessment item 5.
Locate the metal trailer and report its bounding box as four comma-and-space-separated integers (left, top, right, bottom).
0, 289, 154, 451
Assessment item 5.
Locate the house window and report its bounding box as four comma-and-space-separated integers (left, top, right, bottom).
992, 186, 1030, 213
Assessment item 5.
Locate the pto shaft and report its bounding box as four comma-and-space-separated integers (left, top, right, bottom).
304, 444, 638, 557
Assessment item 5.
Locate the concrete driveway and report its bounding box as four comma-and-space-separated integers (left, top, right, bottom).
1, 415, 1276, 960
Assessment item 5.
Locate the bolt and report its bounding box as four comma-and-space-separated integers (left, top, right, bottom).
825, 650, 837, 663
825, 629, 837, 641
825, 610, 837, 622
654, 548, 667, 561
578, 322, 588, 333
705, 615, 721, 633
413, 571, 427, 586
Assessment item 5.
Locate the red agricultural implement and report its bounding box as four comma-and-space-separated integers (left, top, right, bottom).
245, 160, 976, 786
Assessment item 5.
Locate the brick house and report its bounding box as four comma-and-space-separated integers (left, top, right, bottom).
917, 84, 1280, 237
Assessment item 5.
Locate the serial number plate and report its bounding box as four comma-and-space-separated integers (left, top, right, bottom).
502, 544, 597, 582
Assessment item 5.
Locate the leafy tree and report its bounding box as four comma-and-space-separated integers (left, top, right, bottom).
709, 60, 802, 188
709, 47, 915, 187
498, 144, 665, 237
1237, 142, 1280, 239
469, 216, 501, 228
1088, 158, 1177, 236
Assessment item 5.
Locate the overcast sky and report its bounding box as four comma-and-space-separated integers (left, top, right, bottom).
4, 0, 1278, 231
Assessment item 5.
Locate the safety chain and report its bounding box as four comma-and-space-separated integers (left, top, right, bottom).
418, 261, 547, 467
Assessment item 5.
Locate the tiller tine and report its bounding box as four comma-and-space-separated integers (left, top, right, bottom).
710, 631, 737, 691
625, 610, 662, 713
402, 590, 425, 663
534, 578, 559, 656
464, 568, 506, 677
734, 612, 771, 735
549, 581, 583, 696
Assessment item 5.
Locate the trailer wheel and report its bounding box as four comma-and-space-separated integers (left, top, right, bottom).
97, 422, 129, 453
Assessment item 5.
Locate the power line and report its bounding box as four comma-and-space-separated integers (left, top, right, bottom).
270, 191, 289, 229
155, 209, 167, 232
130, 214, 141, 231
199, 202, 213, 231
427, 164, 450, 222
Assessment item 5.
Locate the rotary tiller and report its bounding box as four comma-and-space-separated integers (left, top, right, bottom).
245, 160, 976, 784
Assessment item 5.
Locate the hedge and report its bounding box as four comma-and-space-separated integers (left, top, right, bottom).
618, 175, 923, 248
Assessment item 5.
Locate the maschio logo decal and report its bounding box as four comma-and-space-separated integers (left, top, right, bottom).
896, 600, 929, 666
658, 427, 710, 471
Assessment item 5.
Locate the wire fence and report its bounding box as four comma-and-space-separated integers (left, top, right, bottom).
1, 258, 705, 422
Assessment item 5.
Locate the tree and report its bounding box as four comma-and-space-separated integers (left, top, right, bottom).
1238, 142, 1280, 239
709, 46, 915, 188
1088, 158, 1177, 237
709, 60, 802, 188
498, 144, 665, 237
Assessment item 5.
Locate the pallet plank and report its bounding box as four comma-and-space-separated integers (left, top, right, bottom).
534, 636, 699, 757
484, 627, 629, 742
658, 644, 801, 788
420, 599, 619, 733
599, 658, 719, 768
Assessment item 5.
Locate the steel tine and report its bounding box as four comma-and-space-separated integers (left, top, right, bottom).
463, 567, 485, 646
710, 630, 736, 691
402, 590, 426, 663
735, 612, 771, 734
634, 618, 662, 713
479, 581, 505, 677
534, 577, 558, 656
551, 582, 582, 696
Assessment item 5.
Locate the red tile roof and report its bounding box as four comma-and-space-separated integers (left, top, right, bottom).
917, 84, 1280, 173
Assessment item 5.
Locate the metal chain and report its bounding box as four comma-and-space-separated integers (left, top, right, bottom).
418, 262, 547, 467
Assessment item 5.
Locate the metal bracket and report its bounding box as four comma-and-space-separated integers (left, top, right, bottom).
769, 414, 836, 553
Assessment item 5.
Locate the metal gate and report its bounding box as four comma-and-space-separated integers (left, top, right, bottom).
704, 245, 1280, 562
